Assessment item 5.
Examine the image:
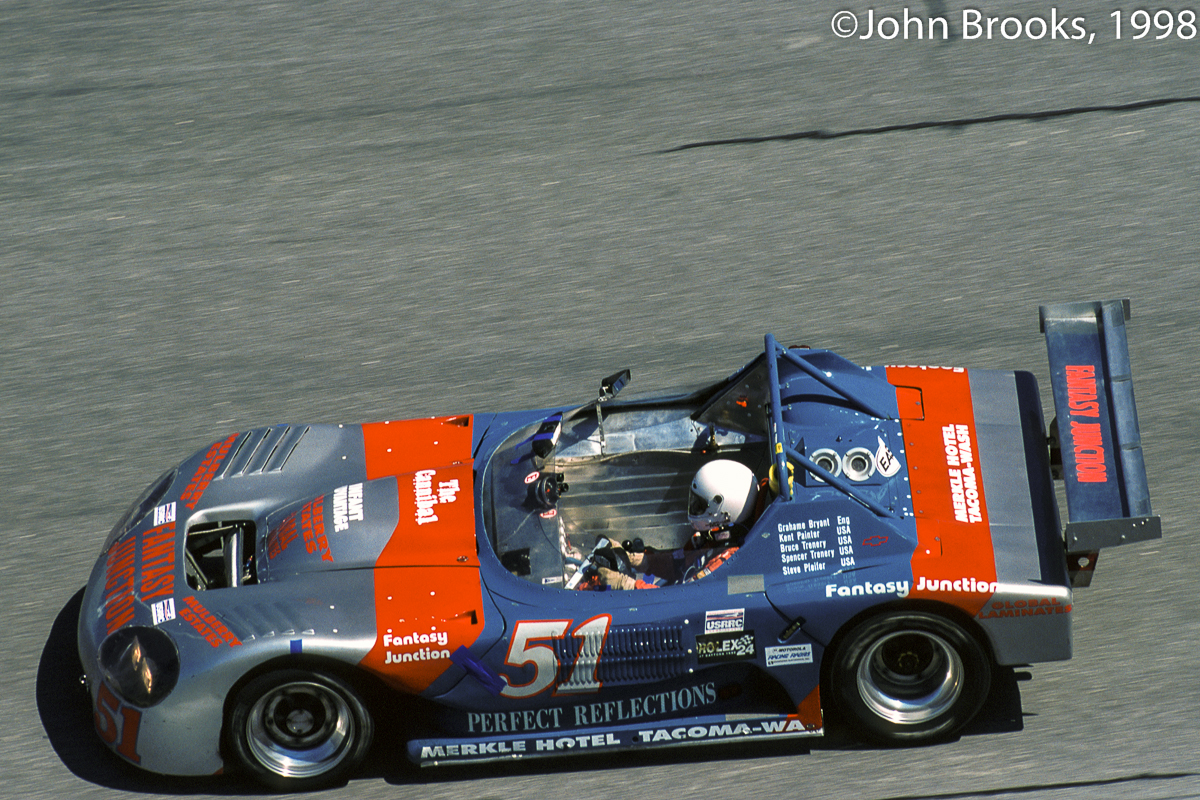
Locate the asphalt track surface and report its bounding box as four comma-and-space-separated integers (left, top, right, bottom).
4, 1, 1199, 798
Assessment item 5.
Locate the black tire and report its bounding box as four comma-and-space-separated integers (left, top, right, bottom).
826, 610, 991, 745
225, 669, 374, 791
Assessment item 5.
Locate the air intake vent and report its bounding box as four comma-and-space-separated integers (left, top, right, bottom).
554, 624, 687, 686
216, 425, 309, 479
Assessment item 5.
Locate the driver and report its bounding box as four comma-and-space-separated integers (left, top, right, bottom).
585, 460, 761, 590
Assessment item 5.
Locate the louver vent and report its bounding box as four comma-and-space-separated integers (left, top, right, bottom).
554, 624, 687, 686
216, 425, 309, 478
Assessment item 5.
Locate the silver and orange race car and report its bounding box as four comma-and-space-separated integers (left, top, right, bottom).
78, 300, 1159, 791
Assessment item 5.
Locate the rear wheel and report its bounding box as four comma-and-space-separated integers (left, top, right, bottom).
226, 669, 374, 791
827, 611, 990, 744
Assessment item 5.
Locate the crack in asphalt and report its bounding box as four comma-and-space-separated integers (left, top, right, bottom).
874, 771, 1199, 800
661, 96, 1200, 152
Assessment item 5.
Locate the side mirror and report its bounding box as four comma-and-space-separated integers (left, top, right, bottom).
599, 369, 632, 402
531, 412, 563, 459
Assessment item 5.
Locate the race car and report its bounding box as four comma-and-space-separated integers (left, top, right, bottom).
77, 299, 1159, 791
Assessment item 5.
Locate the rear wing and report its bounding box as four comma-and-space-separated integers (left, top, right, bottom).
1040, 300, 1160, 584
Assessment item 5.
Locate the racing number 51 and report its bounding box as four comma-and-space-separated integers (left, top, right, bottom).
499, 615, 611, 698
94, 682, 143, 763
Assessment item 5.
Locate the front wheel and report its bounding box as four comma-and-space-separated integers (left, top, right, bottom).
826, 611, 991, 744
226, 669, 374, 791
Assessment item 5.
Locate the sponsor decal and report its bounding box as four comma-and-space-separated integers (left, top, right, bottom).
103, 538, 137, 635
468, 707, 567, 734
862, 534, 888, 547
385, 648, 451, 665
382, 629, 452, 665
875, 435, 901, 478
138, 522, 176, 600
179, 595, 242, 648
418, 713, 814, 762
106, 522, 180, 634
886, 365, 966, 373
1067, 421, 1106, 483
696, 631, 755, 664
824, 580, 910, 598
414, 469, 461, 526
1065, 364, 1100, 418
332, 483, 364, 532
180, 433, 239, 511
467, 684, 720, 734
384, 630, 450, 647
573, 684, 717, 728
1063, 365, 1107, 484
300, 495, 331, 562
150, 598, 176, 625
266, 513, 298, 560
765, 644, 813, 667
942, 424, 982, 523
977, 597, 1071, 619
704, 608, 745, 634
153, 502, 176, 526
635, 717, 809, 743
915, 576, 998, 594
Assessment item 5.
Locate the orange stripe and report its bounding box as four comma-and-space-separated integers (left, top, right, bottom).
796, 685, 823, 731
359, 415, 484, 693
887, 367, 997, 616
362, 415, 473, 481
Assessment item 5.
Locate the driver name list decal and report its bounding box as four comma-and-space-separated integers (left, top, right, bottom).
778, 516, 854, 576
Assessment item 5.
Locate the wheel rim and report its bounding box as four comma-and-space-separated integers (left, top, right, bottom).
245, 680, 356, 779
856, 630, 964, 725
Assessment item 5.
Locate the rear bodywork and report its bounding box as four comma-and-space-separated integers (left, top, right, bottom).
78, 300, 1158, 776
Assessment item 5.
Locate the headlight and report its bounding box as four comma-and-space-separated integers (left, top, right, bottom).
98, 626, 180, 707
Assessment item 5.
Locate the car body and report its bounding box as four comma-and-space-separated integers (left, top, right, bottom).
78, 300, 1159, 790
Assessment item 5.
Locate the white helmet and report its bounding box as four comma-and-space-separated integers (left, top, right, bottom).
688, 460, 759, 532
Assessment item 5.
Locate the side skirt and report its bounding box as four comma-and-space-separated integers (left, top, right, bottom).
408, 712, 821, 766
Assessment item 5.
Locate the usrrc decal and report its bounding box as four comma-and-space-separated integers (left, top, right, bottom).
704, 608, 745, 634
